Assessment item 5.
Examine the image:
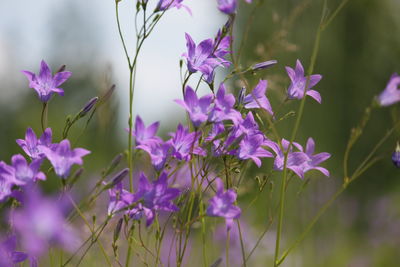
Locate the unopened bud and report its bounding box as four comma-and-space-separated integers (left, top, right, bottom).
392, 142, 400, 168
113, 218, 124, 243
111, 168, 129, 187
79, 97, 98, 117
56, 65, 66, 73
99, 84, 116, 105
251, 60, 278, 71
104, 153, 123, 176
238, 87, 246, 105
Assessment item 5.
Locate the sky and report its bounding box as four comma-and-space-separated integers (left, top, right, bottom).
0, 0, 226, 130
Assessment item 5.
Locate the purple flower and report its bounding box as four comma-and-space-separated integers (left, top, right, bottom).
217, 0, 252, 14
157, 0, 191, 14
285, 59, 322, 103
392, 142, 400, 168
0, 235, 30, 266
236, 134, 273, 167
137, 141, 171, 171
299, 138, 331, 177
21, 60, 72, 102
175, 86, 213, 127
0, 175, 13, 202
167, 124, 206, 161
130, 172, 180, 226
210, 84, 242, 125
264, 139, 310, 178
40, 139, 90, 178
377, 73, 400, 107
11, 187, 78, 257
10, 154, 46, 185
129, 116, 162, 146
107, 182, 135, 216
16, 128, 53, 159
206, 178, 241, 229
243, 80, 274, 115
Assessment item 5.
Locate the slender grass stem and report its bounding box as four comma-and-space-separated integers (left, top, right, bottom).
41, 102, 48, 132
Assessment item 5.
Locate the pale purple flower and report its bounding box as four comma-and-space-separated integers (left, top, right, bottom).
205, 122, 225, 142
167, 124, 206, 161
231, 112, 260, 139
107, 182, 135, 216
175, 86, 213, 127
11, 187, 78, 257
184, 33, 221, 79
21, 60, 72, 102
10, 154, 46, 185
377, 73, 400, 107
129, 116, 162, 146
16, 127, 53, 159
236, 134, 273, 167
0, 176, 13, 202
207, 178, 241, 229
210, 84, 242, 125
299, 138, 331, 177
130, 172, 180, 226
0, 235, 30, 266
264, 139, 310, 178
217, 0, 252, 14
157, 0, 191, 14
137, 141, 171, 170
285, 59, 322, 103
40, 139, 90, 178
243, 80, 274, 115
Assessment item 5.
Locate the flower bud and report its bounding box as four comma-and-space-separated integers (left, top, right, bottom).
251, 60, 278, 71
111, 168, 129, 187
56, 65, 66, 73
79, 97, 98, 117
392, 142, 400, 168
113, 218, 124, 243
238, 87, 246, 105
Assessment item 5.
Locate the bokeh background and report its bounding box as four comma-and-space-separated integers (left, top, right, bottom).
0, 0, 399, 266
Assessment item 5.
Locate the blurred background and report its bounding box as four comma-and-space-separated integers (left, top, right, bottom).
0, 0, 399, 266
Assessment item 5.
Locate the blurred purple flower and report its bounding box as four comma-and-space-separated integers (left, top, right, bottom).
243, 80, 274, 115
130, 172, 180, 226
175, 86, 213, 127
11, 187, 78, 257
285, 59, 322, 103
210, 84, 242, 125
207, 178, 241, 229
16, 128, 53, 159
137, 141, 171, 170
167, 124, 206, 161
21, 60, 72, 102
377, 73, 400, 107
40, 139, 90, 178
157, 0, 191, 14
0, 235, 30, 266
236, 134, 273, 167
392, 142, 400, 168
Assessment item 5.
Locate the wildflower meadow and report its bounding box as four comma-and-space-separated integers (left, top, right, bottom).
0, 0, 399, 266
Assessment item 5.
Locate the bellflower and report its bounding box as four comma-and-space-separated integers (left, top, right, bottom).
130, 172, 180, 226
264, 139, 310, 178
243, 80, 274, 115
107, 182, 135, 216
157, 0, 191, 14
168, 124, 206, 161
40, 139, 90, 178
175, 86, 213, 127
236, 134, 273, 167
10, 154, 46, 185
21, 60, 72, 102
298, 138, 331, 177
137, 141, 171, 170
16, 127, 53, 159
11, 187, 78, 257
377, 73, 400, 107
285, 59, 322, 103
0, 170, 13, 202
210, 84, 242, 125
129, 116, 162, 146
206, 178, 241, 229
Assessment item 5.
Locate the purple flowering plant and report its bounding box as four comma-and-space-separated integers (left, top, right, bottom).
0, 0, 399, 266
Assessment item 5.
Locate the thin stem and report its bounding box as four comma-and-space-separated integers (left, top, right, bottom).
41, 102, 48, 132
226, 229, 230, 267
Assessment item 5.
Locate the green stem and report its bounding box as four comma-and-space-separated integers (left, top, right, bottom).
226, 229, 230, 267
41, 102, 48, 132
